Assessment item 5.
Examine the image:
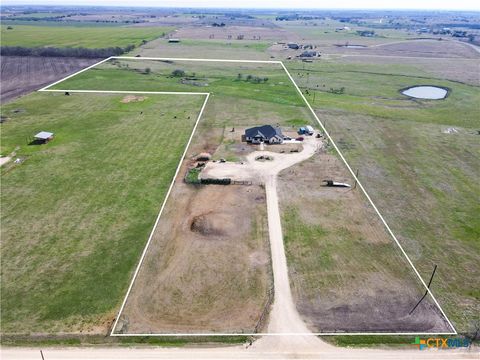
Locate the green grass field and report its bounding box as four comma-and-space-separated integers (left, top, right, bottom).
1, 92, 204, 333
285, 58, 479, 333
51, 59, 304, 107
1, 60, 312, 336
288, 60, 479, 128
322, 111, 480, 333
0, 25, 173, 48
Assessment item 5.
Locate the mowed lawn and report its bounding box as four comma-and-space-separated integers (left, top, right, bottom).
1, 92, 204, 333
0, 25, 172, 48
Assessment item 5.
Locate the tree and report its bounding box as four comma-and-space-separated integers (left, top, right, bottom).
144, 67, 151, 74
171, 69, 186, 77
237, 73, 243, 80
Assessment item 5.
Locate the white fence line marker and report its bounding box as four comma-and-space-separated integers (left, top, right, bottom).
36, 56, 456, 336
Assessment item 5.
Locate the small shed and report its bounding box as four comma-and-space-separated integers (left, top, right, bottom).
168, 38, 181, 43
34, 131, 54, 143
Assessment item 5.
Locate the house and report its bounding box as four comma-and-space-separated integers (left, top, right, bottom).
34, 131, 54, 143
245, 125, 284, 144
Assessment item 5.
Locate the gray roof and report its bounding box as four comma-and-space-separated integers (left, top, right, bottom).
245, 125, 282, 140
34, 131, 54, 140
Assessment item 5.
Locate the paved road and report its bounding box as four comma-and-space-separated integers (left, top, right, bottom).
2, 345, 478, 359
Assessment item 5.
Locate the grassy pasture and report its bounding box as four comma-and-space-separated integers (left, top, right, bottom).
289, 60, 480, 128
278, 19, 411, 43
176, 39, 271, 52
0, 92, 204, 333
51, 59, 305, 107
0, 25, 173, 48
1, 60, 312, 335
286, 56, 479, 332
322, 112, 480, 333
134, 40, 271, 60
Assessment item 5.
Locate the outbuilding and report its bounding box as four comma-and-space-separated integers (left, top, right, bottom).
298, 126, 314, 135
34, 131, 54, 143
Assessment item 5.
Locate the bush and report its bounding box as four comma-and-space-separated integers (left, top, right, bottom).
185, 168, 201, 184
172, 69, 186, 77
200, 178, 231, 185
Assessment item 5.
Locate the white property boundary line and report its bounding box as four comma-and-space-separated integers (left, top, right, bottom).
40, 56, 456, 336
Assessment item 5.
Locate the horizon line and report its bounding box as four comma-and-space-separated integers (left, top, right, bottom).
1, 4, 480, 12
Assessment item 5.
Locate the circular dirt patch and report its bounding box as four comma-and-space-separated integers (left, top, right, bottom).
190, 213, 229, 236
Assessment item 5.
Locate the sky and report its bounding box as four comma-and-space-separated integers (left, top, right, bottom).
2, 0, 480, 11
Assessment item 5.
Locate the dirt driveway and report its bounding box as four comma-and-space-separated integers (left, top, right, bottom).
201, 136, 320, 183
201, 135, 329, 351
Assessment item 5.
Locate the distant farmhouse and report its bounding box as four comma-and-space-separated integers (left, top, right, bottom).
245, 125, 284, 144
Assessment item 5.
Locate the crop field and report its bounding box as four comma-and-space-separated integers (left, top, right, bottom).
0, 56, 100, 103
0, 92, 205, 333
0, 25, 173, 48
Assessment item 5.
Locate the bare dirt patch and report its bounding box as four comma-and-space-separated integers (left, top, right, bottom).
116, 180, 271, 334
0, 56, 101, 103
277, 152, 451, 332
120, 95, 148, 103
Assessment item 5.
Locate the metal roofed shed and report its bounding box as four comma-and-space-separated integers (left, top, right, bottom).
34, 131, 54, 143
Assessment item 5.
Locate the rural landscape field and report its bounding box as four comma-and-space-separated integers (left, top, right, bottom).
0, 3, 479, 359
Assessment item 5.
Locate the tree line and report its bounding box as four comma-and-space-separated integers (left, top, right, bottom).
0, 44, 135, 58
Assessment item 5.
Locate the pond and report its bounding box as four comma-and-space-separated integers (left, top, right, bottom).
401, 86, 448, 100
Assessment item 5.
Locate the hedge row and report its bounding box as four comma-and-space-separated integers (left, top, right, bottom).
0, 45, 135, 58
200, 178, 231, 185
